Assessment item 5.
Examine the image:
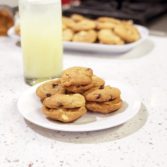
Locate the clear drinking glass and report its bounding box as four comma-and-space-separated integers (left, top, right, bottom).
19, 0, 63, 85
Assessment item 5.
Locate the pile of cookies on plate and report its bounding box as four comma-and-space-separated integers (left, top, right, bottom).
36, 67, 122, 123
14, 14, 140, 45
63, 14, 140, 45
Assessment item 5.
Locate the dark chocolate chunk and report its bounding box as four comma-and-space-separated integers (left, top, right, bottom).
57, 102, 63, 107
52, 83, 58, 88
96, 94, 101, 99
99, 85, 104, 89
64, 89, 69, 94
109, 96, 114, 101
46, 93, 51, 97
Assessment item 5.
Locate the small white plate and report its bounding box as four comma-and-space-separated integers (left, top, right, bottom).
8, 25, 149, 53
17, 80, 141, 132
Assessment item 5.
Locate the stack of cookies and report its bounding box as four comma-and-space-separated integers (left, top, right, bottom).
84, 86, 122, 114
42, 93, 87, 123
36, 78, 87, 123
36, 67, 123, 123
60, 67, 105, 93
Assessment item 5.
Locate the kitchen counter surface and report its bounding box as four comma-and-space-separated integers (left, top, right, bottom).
0, 36, 167, 167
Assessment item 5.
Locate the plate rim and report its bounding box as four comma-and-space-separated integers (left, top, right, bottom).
17, 80, 141, 132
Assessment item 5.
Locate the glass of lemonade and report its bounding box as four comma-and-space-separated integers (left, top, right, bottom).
19, 0, 63, 85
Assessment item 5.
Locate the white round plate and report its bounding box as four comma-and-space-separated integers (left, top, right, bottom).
64, 25, 149, 53
8, 25, 149, 53
17, 80, 141, 132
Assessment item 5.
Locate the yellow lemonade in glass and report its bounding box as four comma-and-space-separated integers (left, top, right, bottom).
19, 0, 63, 85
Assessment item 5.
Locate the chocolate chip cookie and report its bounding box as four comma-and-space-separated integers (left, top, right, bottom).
72, 19, 96, 32
73, 30, 97, 43
61, 67, 93, 87
64, 82, 94, 94
42, 106, 87, 123
70, 14, 86, 22
84, 86, 121, 102
63, 28, 74, 41
36, 79, 65, 100
86, 98, 122, 114
64, 75, 104, 94
97, 17, 121, 24
43, 94, 85, 109
62, 17, 76, 30
113, 23, 140, 43
98, 29, 124, 45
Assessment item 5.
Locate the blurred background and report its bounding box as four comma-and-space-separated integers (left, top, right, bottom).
63, 0, 166, 24
0, 0, 167, 36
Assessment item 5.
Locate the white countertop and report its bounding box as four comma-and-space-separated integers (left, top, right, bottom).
0, 36, 167, 167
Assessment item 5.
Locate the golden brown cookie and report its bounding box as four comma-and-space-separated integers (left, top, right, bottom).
61, 67, 93, 87
96, 22, 117, 30
64, 75, 104, 94
43, 94, 85, 109
70, 14, 86, 22
73, 30, 97, 43
36, 79, 65, 100
91, 75, 105, 89
122, 20, 134, 25
62, 23, 67, 30
84, 86, 121, 102
98, 29, 124, 45
63, 28, 74, 41
86, 98, 122, 114
97, 17, 121, 24
42, 106, 87, 123
64, 82, 94, 94
62, 17, 76, 29
81, 75, 105, 94
72, 19, 96, 32
113, 23, 140, 43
